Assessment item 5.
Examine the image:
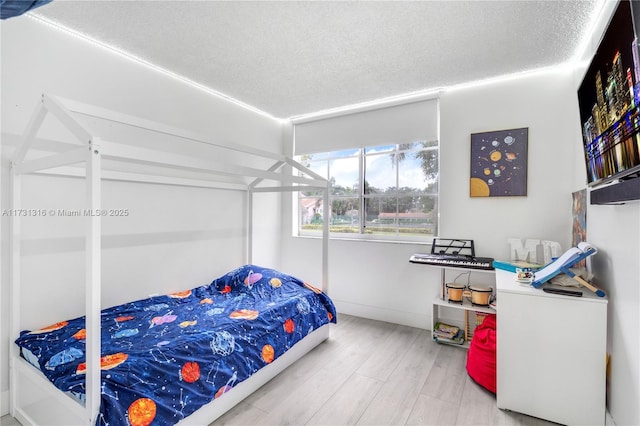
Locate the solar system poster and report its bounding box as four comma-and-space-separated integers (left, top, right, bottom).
470, 127, 528, 197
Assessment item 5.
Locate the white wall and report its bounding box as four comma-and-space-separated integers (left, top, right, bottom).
0, 17, 283, 415
439, 69, 578, 253
570, 2, 640, 424
588, 203, 639, 426
281, 68, 577, 330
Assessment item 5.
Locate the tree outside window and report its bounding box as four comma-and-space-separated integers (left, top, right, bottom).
296, 141, 438, 241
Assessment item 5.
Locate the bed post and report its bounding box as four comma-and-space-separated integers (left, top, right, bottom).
247, 189, 253, 265
85, 138, 102, 424
9, 163, 21, 417
9, 96, 48, 417
322, 184, 329, 294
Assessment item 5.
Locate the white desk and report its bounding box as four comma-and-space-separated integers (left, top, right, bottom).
496, 269, 607, 425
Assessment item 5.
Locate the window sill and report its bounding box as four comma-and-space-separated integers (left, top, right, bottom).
292, 234, 432, 245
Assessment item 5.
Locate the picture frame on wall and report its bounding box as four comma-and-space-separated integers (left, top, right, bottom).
572, 189, 587, 267
470, 127, 528, 197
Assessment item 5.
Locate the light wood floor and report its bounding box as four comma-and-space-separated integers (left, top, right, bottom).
212, 314, 558, 426
2, 314, 559, 426
0, 416, 21, 426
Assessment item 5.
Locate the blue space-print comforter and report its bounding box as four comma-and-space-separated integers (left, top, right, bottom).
15, 265, 337, 425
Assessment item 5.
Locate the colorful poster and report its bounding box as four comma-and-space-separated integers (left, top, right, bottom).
572, 189, 587, 268
470, 128, 528, 197
572, 189, 587, 245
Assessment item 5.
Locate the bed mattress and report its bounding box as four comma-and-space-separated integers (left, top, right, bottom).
14, 264, 337, 425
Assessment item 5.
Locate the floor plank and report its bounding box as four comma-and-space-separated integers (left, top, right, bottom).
306, 373, 382, 425
355, 323, 422, 381
420, 343, 468, 405
459, 372, 512, 426
0, 415, 22, 426
356, 329, 440, 425
406, 394, 460, 426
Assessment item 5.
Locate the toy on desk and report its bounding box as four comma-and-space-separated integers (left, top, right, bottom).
532, 242, 605, 297
515, 268, 534, 284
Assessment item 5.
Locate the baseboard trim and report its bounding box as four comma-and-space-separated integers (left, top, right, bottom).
334, 299, 429, 329
1, 389, 9, 416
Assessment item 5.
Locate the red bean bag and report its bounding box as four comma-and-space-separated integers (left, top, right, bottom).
466, 313, 497, 393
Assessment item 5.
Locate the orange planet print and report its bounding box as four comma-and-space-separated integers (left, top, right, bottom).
116, 316, 134, 322
229, 309, 259, 320
181, 361, 200, 383
261, 344, 275, 363
283, 318, 295, 334
215, 385, 232, 399
169, 290, 192, 298
73, 329, 86, 340
76, 352, 128, 374
328, 311, 334, 322
128, 398, 156, 426
200, 298, 213, 304
470, 178, 490, 197
221, 285, 232, 294
31, 321, 68, 334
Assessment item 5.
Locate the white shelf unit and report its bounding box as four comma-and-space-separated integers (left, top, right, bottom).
428, 265, 496, 348
432, 297, 496, 348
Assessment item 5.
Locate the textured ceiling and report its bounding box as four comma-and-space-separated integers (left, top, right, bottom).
32, 0, 602, 119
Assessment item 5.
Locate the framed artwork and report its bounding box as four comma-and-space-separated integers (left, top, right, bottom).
572, 189, 587, 245
470, 127, 528, 197
572, 189, 587, 267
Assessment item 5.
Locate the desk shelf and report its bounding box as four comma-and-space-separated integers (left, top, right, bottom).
432, 297, 496, 314
432, 297, 495, 348
429, 266, 496, 348
410, 259, 496, 347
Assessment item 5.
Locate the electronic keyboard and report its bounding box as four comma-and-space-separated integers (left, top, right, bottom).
409, 253, 495, 270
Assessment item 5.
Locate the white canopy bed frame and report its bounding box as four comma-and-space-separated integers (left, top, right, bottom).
9, 94, 330, 425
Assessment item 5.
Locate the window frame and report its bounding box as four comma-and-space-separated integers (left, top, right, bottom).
295, 140, 439, 243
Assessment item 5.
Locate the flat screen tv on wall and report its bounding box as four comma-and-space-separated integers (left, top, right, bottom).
578, 0, 640, 202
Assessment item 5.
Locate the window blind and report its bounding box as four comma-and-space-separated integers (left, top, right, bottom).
293, 98, 439, 155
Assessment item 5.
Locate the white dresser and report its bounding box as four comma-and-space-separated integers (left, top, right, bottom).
496, 269, 608, 425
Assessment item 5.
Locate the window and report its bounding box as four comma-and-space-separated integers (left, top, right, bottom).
296, 140, 438, 241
